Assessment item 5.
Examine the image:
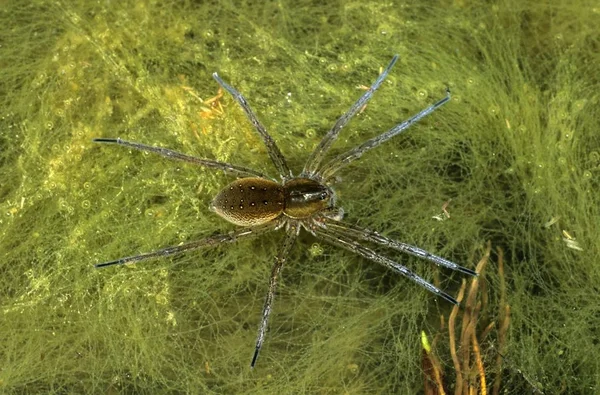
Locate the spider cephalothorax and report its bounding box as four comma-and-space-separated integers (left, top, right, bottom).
94, 55, 477, 368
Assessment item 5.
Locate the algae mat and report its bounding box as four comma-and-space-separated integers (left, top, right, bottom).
0, 0, 598, 393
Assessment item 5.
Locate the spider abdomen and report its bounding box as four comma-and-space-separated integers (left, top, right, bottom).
210, 178, 285, 226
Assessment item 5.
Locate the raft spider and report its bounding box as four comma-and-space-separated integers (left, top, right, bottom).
94, 55, 477, 368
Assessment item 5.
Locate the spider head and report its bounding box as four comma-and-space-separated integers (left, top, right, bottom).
283, 178, 335, 219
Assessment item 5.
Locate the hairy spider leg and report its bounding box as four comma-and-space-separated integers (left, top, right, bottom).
324, 219, 478, 277
251, 227, 298, 368
302, 55, 399, 177
314, 223, 459, 305
212, 73, 292, 181
94, 224, 275, 268
319, 88, 451, 181
92, 138, 268, 179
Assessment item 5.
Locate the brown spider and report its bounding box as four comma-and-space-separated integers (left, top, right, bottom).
94, 55, 477, 368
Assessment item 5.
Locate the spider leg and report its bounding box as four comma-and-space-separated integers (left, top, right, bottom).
319, 88, 451, 181
94, 224, 274, 268
212, 73, 292, 181
93, 138, 268, 179
251, 226, 298, 368
314, 221, 459, 305
324, 219, 477, 276
302, 55, 399, 177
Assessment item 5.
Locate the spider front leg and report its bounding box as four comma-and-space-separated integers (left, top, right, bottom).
94, 224, 275, 268
320, 88, 451, 181
302, 55, 399, 177
314, 220, 460, 305
251, 226, 298, 368
323, 219, 477, 276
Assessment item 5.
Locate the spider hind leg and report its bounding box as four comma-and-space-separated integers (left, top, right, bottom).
94, 224, 275, 268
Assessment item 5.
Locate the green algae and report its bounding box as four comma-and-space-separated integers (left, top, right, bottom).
0, 0, 599, 393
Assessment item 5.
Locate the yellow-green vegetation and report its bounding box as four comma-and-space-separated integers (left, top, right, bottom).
1, 0, 598, 393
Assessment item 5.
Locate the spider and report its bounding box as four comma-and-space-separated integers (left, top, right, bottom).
93, 55, 477, 368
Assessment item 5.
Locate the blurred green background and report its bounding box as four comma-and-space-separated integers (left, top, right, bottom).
1, 0, 598, 393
